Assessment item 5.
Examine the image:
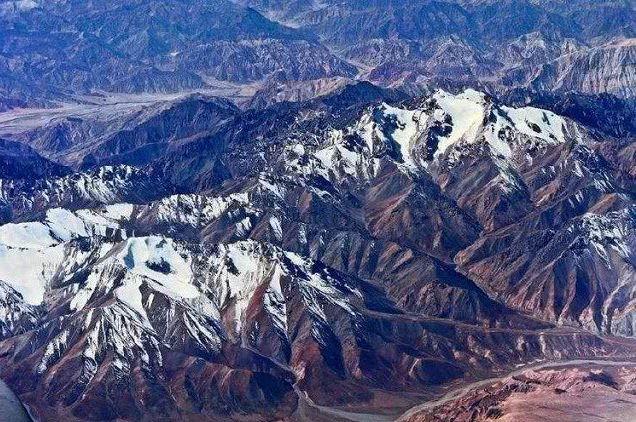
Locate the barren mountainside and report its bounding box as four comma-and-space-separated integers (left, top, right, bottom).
1, 0, 635, 105
0, 1, 635, 421
0, 86, 634, 420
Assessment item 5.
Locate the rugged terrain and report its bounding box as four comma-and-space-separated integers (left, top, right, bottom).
0, 1, 635, 420
401, 361, 636, 422
0, 0, 355, 104
0, 84, 633, 420
245, 0, 636, 96
1, 0, 635, 107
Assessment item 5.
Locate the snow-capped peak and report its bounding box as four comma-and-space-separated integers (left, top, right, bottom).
277, 89, 581, 188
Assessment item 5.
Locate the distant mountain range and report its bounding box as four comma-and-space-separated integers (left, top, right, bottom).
0, 0, 355, 103
0, 0, 634, 106
243, 0, 636, 96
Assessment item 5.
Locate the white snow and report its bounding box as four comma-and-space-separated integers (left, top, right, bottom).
501, 105, 567, 145
117, 236, 199, 299
149, 193, 250, 226
114, 277, 153, 329
378, 103, 420, 167
69, 270, 102, 311
289, 89, 577, 187
259, 176, 286, 199
0, 0, 38, 13
433, 89, 487, 157
0, 236, 67, 304
45, 208, 89, 241
0, 221, 60, 249
576, 212, 631, 262
269, 216, 283, 240
103, 203, 135, 220
292, 144, 305, 156
235, 217, 252, 236
207, 241, 359, 333
284, 251, 358, 317
38, 329, 69, 373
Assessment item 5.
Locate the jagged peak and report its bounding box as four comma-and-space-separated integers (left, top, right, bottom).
273, 89, 584, 190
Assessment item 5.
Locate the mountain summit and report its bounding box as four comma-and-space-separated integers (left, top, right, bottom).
0, 1, 634, 420
0, 87, 634, 420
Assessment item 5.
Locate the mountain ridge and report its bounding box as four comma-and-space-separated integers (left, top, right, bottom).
0, 87, 634, 420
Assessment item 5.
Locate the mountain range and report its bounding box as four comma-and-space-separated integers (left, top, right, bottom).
0, 83, 633, 420
0, 1, 634, 421
1, 0, 634, 106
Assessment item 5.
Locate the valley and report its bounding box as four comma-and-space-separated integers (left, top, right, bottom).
0, 1, 634, 420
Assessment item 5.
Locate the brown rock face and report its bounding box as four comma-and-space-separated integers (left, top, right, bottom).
0, 88, 634, 420
402, 363, 636, 422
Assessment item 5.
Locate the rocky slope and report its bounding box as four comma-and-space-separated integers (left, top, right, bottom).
243, 0, 636, 98
14, 95, 241, 168
0, 0, 355, 102
401, 362, 636, 422
524, 38, 636, 98
0, 87, 634, 420
1, 0, 635, 105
